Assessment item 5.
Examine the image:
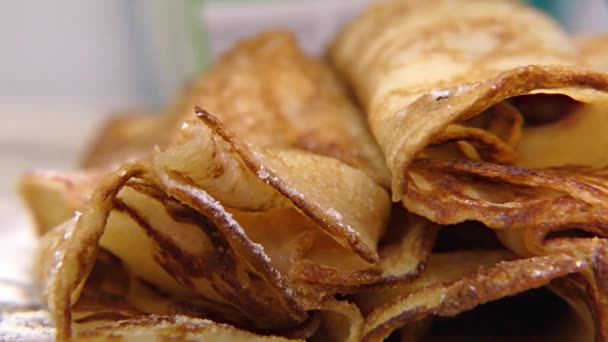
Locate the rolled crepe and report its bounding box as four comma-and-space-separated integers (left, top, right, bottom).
329, 0, 608, 339
80, 111, 172, 168
578, 33, 608, 73
330, 0, 608, 200
329, 0, 608, 250
355, 246, 604, 342
31, 32, 441, 341
348, 218, 607, 341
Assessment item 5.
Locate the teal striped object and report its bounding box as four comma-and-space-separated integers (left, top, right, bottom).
527, 0, 564, 21
526, 0, 608, 33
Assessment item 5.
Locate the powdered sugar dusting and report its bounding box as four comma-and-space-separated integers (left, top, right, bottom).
43, 217, 78, 299
326, 208, 343, 221
0, 310, 54, 341
256, 167, 270, 180
159, 174, 282, 280
279, 183, 306, 201
334, 220, 359, 238
431, 88, 451, 99
455, 83, 472, 95
430, 84, 473, 100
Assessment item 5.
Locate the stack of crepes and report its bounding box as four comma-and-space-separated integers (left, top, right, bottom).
19, 0, 608, 341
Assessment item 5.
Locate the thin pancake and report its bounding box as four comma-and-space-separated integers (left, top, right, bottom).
578, 33, 608, 73
329, 0, 608, 200
72, 315, 301, 342
19, 169, 101, 235
329, 1, 608, 339
81, 113, 171, 168
34, 164, 308, 340
357, 249, 601, 342
82, 31, 390, 188
31, 31, 403, 341
170, 31, 390, 188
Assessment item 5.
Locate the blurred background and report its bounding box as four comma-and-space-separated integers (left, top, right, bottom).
0, 0, 607, 213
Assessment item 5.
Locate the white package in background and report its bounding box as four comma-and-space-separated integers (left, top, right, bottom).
201, 0, 375, 59
559, 0, 608, 34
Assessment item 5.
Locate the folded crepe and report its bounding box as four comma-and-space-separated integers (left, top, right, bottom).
80, 111, 172, 169
329, 0, 608, 339
29, 32, 445, 341
20, 169, 100, 235
24, 28, 393, 234
351, 222, 608, 341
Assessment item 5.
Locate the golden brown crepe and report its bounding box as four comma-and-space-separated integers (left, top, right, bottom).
30, 29, 393, 249
169, 32, 391, 188
72, 315, 302, 342
80, 112, 170, 169
82, 32, 391, 189
356, 247, 603, 342
330, 0, 608, 201
578, 33, 608, 73
328, 0, 608, 339
334, 214, 606, 341
29, 31, 443, 342
19, 169, 101, 235
24, 1, 608, 340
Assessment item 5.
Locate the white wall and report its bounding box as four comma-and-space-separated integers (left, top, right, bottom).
0, 1, 153, 109
0, 0, 606, 111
